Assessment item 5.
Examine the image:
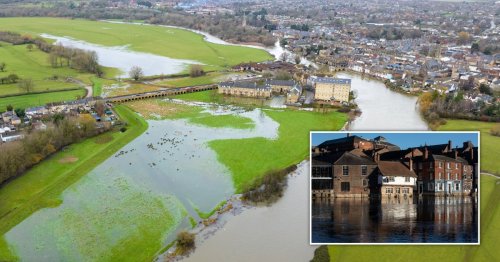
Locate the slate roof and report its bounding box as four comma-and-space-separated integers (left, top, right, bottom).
266, 80, 295, 86
219, 81, 271, 90
312, 150, 376, 166
315, 77, 351, 85
378, 161, 416, 177
317, 135, 365, 148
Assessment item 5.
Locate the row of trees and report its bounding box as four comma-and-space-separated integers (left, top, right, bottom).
48, 44, 103, 76
0, 31, 104, 76
0, 114, 109, 185
420, 90, 499, 126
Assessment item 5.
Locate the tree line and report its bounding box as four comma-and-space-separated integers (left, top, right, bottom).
0, 114, 110, 185
0, 31, 103, 76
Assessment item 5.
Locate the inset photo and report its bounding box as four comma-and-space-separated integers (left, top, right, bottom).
310, 132, 479, 245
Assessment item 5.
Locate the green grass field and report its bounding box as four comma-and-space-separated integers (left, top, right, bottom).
0, 89, 86, 111
0, 42, 83, 95
156, 72, 244, 88
0, 106, 147, 247
437, 119, 499, 175
0, 17, 273, 71
210, 109, 347, 192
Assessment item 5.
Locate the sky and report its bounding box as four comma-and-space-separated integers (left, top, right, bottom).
311, 132, 479, 150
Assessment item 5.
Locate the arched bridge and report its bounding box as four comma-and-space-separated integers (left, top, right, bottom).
106, 84, 217, 103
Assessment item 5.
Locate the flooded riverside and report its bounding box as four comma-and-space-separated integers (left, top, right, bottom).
312, 196, 478, 243
183, 162, 315, 262
337, 72, 428, 131
4, 105, 279, 261
41, 34, 201, 77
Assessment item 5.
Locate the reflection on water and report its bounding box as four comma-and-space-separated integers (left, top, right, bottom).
312, 196, 478, 243
40, 34, 201, 77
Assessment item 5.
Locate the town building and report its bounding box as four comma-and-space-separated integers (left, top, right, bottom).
378, 160, 417, 198
218, 81, 271, 98
312, 77, 351, 103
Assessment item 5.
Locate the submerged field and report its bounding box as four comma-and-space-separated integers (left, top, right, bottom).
0, 106, 149, 260
0, 17, 273, 71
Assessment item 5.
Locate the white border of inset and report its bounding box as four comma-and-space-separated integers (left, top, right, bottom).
309, 131, 480, 245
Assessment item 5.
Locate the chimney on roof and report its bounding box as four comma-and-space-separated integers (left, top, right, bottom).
409, 158, 413, 172
471, 147, 474, 160
448, 140, 452, 152
424, 147, 429, 160
375, 153, 380, 163
347, 133, 351, 137
454, 149, 458, 159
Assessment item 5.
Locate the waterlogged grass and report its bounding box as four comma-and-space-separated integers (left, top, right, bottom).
194, 200, 227, 219
210, 109, 348, 192
173, 89, 223, 103
127, 99, 255, 129
0, 89, 86, 110
190, 114, 255, 129
0, 17, 272, 71
0, 105, 147, 250
22, 176, 186, 262
156, 72, 244, 87
437, 120, 500, 175
327, 174, 500, 262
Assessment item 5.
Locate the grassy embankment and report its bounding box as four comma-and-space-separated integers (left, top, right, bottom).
0, 17, 273, 72
0, 105, 148, 260
325, 119, 500, 261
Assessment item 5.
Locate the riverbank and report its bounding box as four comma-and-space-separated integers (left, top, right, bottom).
0, 105, 148, 254
163, 161, 315, 262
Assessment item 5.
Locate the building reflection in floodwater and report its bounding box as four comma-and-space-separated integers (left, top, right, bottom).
311, 196, 478, 243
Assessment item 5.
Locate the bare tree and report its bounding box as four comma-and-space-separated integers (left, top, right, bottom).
18, 78, 34, 93
129, 66, 144, 81
280, 52, 289, 62
294, 55, 301, 65
189, 64, 205, 77
26, 44, 34, 52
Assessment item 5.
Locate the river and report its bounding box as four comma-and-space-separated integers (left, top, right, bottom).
4, 23, 429, 261
178, 73, 429, 261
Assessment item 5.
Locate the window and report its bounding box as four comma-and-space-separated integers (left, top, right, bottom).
342, 166, 349, 176
439, 172, 442, 180
430, 162, 433, 168
439, 183, 443, 191
363, 179, 368, 187
455, 183, 460, 191
405, 177, 410, 182
361, 165, 367, 176
455, 174, 458, 180
402, 188, 409, 194
447, 162, 450, 169
341, 182, 350, 192
396, 188, 400, 194
439, 162, 443, 168
430, 173, 434, 180
385, 187, 393, 194
447, 172, 450, 180
455, 163, 458, 169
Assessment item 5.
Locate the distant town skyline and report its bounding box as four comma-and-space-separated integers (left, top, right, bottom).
311, 132, 479, 149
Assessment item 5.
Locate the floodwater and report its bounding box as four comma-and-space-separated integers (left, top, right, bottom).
337, 72, 429, 131
184, 162, 316, 262
41, 34, 201, 77
4, 105, 279, 261
312, 196, 478, 243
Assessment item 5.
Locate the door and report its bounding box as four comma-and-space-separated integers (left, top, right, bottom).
418, 183, 423, 194
448, 184, 451, 193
